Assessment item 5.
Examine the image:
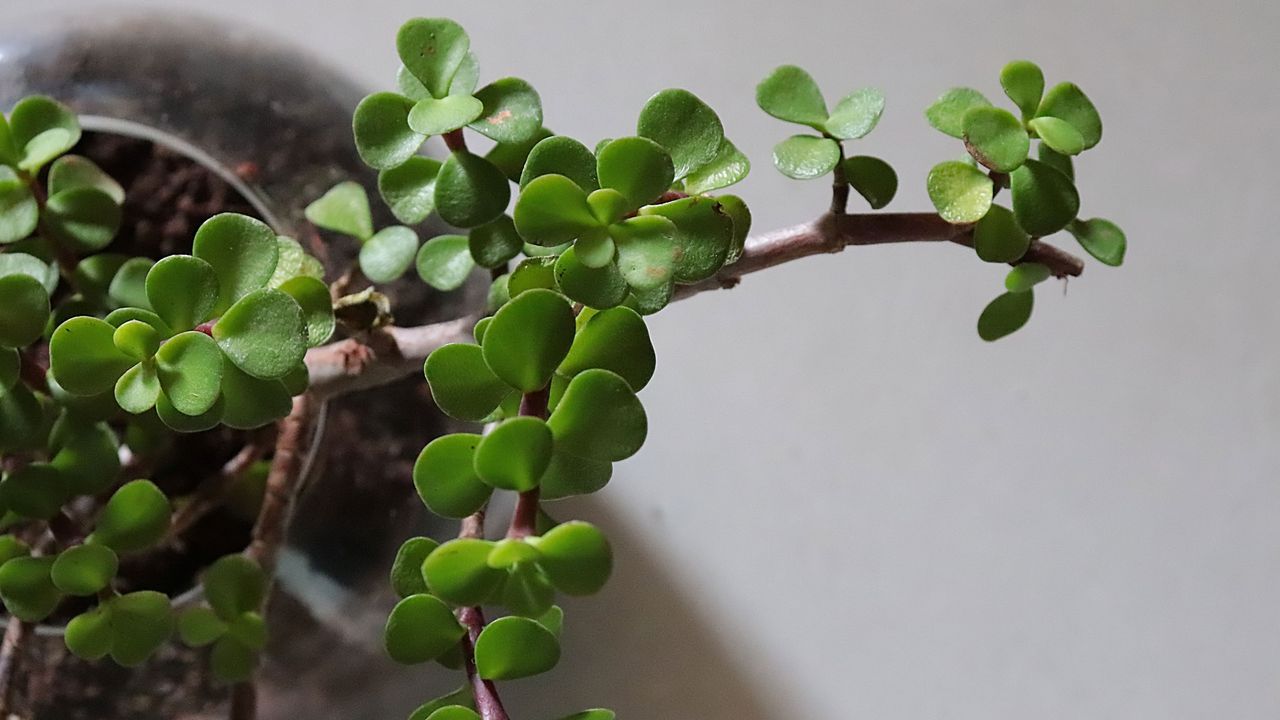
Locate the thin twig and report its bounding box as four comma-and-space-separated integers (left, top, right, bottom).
169, 438, 270, 542
244, 395, 315, 580
228, 682, 256, 720
458, 606, 509, 720
0, 615, 28, 717
304, 213, 1084, 401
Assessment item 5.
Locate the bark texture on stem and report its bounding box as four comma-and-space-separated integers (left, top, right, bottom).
0, 616, 28, 717
303, 213, 1085, 399
245, 394, 315, 580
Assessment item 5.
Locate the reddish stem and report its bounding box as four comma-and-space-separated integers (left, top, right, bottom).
507, 388, 549, 539
458, 606, 510, 720
442, 129, 468, 153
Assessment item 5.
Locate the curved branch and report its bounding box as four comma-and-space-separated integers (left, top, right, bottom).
304, 213, 1085, 399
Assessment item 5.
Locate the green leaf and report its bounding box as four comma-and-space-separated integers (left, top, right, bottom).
639, 195, 733, 283
219, 363, 291, 430
553, 247, 628, 310
487, 538, 542, 569
0, 274, 49, 348
548, 369, 646, 462
488, 127, 554, 183
49, 316, 135, 395
0, 383, 49, 453
520, 136, 598, 191
1036, 82, 1102, 150
717, 194, 752, 264
358, 225, 419, 283
305, 181, 373, 240
0, 115, 18, 167
475, 417, 554, 492
573, 229, 615, 269
532, 521, 612, 596
469, 78, 543, 145
926, 161, 994, 224
415, 234, 475, 291
612, 215, 678, 294
0, 556, 60, 622
210, 635, 257, 682
409, 94, 485, 136
424, 538, 505, 605
435, 151, 511, 229
682, 138, 750, 195
536, 605, 565, 638
92, 479, 170, 553
424, 343, 512, 422
559, 307, 654, 391
508, 256, 558, 296
0, 347, 17, 393
48, 155, 125, 203
44, 187, 122, 253
277, 275, 335, 347
177, 606, 227, 647
1009, 159, 1079, 236
408, 688, 476, 720
226, 611, 266, 651
468, 215, 523, 269
108, 258, 153, 310
202, 554, 266, 620
0, 463, 67, 519
553, 711, 616, 720
824, 88, 885, 140
1005, 263, 1052, 292
755, 65, 827, 128
595, 137, 674, 211
391, 537, 439, 598
192, 213, 280, 312
51, 543, 118, 596
0, 169, 38, 244
50, 420, 120, 496
384, 593, 466, 665
449, 53, 481, 97
637, 89, 724, 180
843, 155, 897, 210
0, 252, 53, 294
155, 393, 224, 433
977, 290, 1034, 341
1029, 116, 1085, 156
397, 18, 471, 100
145, 255, 219, 331
540, 449, 612, 500
586, 189, 628, 228
9, 96, 81, 172
423, 708, 480, 720
482, 289, 576, 393
354, 92, 425, 170
924, 87, 991, 138
414, 433, 493, 519
972, 205, 1030, 263
114, 360, 157, 414
1038, 144, 1074, 181
1000, 60, 1045, 119
65, 606, 114, 660
213, 289, 306, 380
1067, 218, 1126, 266
513, 174, 600, 247
501, 562, 556, 617
153, 331, 223, 416
475, 616, 560, 680
379, 157, 442, 225
963, 106, 1029, 172
104, 590, 174, 667
772, 135, 840, 180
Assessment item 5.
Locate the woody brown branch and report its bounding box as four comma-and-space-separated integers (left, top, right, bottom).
304, 213, 1085, 399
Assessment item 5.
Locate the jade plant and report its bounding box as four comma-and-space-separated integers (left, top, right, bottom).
0, 14, 1123, 720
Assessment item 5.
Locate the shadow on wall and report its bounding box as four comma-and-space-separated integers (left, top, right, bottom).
504, 494, 778, 720
247, 474, 780, 720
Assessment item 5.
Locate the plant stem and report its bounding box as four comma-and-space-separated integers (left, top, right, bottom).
0, 615, 28, 717
245, 394, 314, 579
830, 146, 850, 215
458, 606, 510, 720
442, 129, 468, 153
229, 681, 256, 720
169, 436, 270, 543
303, 212, 1084, 401
507, 388, 550, 540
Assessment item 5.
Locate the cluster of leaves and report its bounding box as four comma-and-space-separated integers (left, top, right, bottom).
922, 61, 1126, 339
756, 65, 897, 209
0, 97, 306, 680
330, 16, 763, 720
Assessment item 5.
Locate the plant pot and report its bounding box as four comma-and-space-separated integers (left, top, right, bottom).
0, 10, 470, 718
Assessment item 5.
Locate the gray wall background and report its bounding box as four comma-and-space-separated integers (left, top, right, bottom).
38, 1, 1280, 718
